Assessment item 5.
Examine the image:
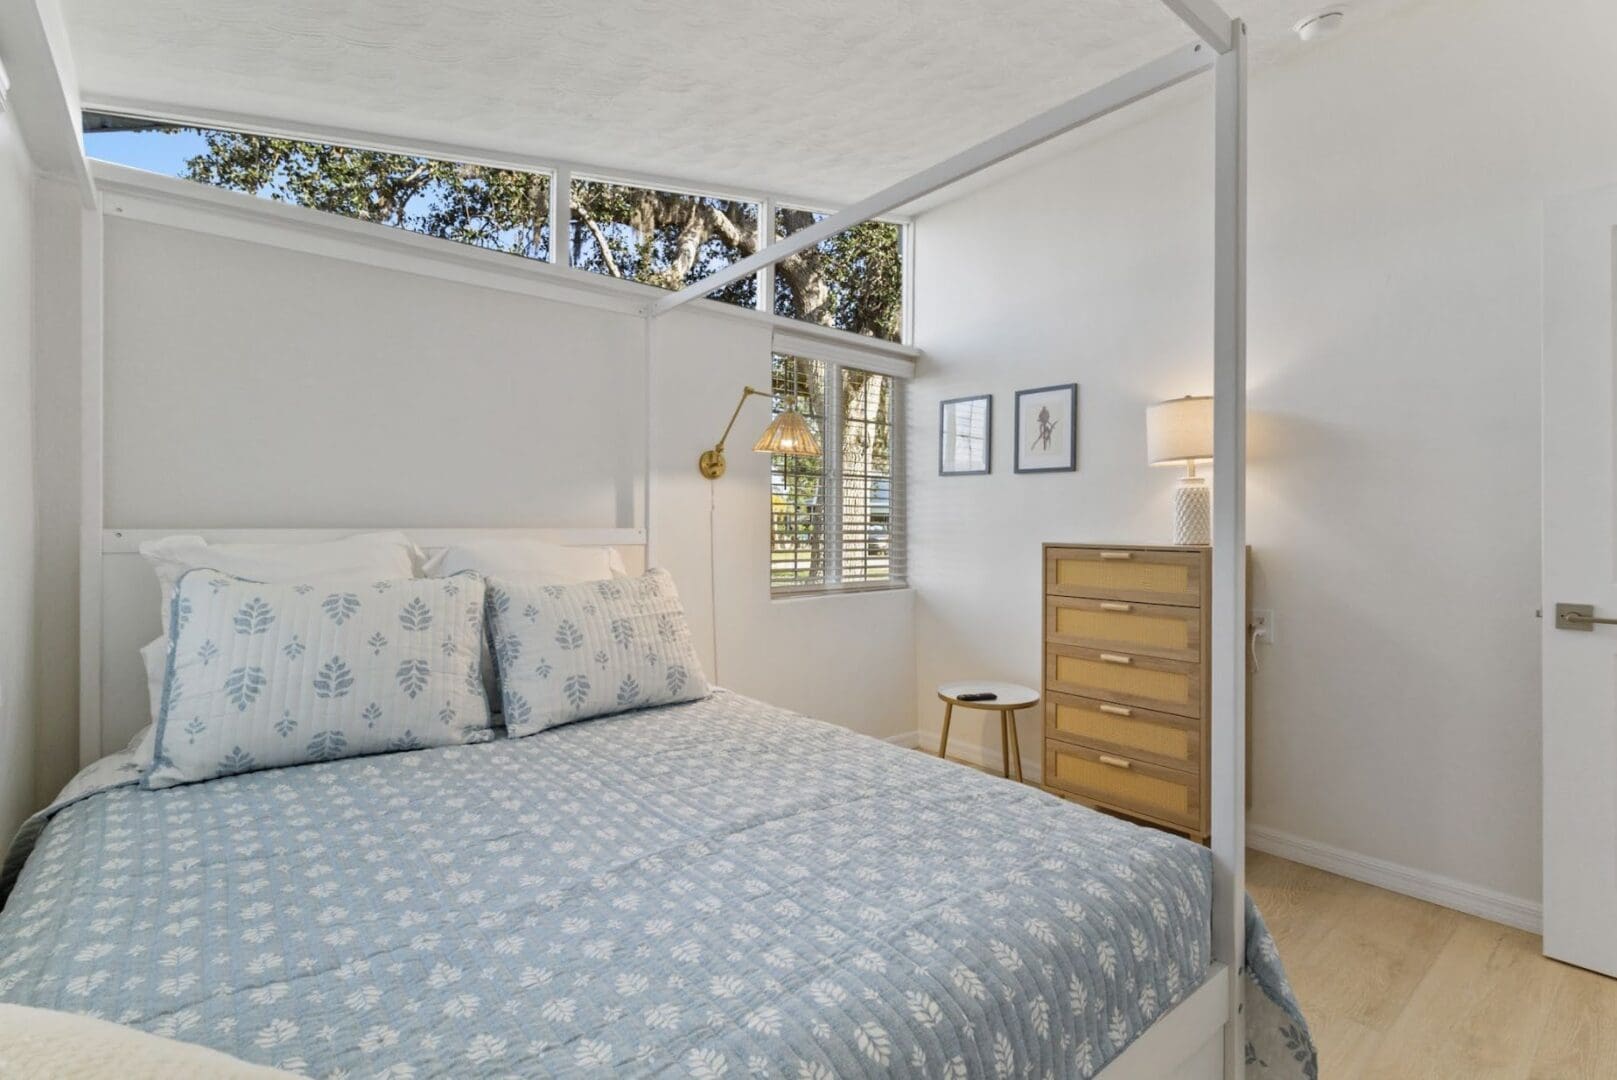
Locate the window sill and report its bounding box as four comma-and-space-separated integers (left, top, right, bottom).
769, 584, 911, 603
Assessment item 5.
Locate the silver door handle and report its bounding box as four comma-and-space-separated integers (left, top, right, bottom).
1556, 603, 1617, 630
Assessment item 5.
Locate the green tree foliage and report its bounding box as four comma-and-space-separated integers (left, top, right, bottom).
768, 356, 895, 588
181, 130, 902, 341
775, 213, 903, 343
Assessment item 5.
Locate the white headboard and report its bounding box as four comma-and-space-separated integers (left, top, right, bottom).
82, 527, 648, 765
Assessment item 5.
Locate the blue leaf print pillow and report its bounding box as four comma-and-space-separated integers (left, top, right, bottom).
485, 568, 710, 737
144, 569, 492, 788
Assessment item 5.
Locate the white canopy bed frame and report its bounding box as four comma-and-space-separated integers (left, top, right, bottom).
70, 2, 1249, 1076
643, 5, 1251, 1074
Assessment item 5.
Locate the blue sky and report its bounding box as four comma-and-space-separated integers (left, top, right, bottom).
84, 128, 207, 175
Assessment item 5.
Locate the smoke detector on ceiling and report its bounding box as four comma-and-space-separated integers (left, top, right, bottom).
1294, 11, 1345, 42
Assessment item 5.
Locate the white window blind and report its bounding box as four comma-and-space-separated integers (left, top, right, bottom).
769, 352, 906, 595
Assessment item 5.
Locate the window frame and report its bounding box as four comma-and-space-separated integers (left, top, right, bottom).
769, 351, 906, 598
772, 203, 907, 344
565, 172, 763, 311
81, 108, 914, 345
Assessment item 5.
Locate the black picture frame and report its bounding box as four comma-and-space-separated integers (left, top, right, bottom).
938, 394, 992, 476
1014, 383, 1078, 474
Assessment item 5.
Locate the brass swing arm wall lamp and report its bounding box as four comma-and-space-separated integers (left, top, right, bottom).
698, 386, 821, 479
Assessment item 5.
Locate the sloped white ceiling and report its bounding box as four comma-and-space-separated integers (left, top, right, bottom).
61, 0, 1416, 204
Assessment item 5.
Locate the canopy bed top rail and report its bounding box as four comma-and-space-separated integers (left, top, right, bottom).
645, 41, 1217, 319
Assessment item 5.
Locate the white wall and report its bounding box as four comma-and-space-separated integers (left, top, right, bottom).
0, 110, 39, 842
911, 0, 1617, 906
29, 181, 87, 807
649, 310, 915, 742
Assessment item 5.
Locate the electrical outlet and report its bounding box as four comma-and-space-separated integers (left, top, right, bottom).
1251, 609, 1276, 645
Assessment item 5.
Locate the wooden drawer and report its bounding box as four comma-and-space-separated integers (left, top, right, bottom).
1045, 595, 1201, 663
1044, 741, 1202, 831
1046, 644, 1201, 719
1044, 692, 1201, 772
1045, 547, 1203, 607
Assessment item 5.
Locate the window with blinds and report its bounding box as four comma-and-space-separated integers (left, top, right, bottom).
769, 353, 905, 594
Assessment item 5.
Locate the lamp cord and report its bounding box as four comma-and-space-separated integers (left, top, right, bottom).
708, 480, 720, 684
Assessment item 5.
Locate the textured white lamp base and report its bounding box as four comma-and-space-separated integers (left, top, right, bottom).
1173, 476, 1211, 545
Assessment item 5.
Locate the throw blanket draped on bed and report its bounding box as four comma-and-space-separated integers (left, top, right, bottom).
0, 690, 1314, 1078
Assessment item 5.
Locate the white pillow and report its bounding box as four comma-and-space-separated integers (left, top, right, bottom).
135, 534, 422, 758
424, 538, 627, 582
425, 539, 627, 711
145, 571, 492, 789
142, 635, 167, 722
486, 569, 710, 736
118, 637, 170, 772
141, 532, 422, 635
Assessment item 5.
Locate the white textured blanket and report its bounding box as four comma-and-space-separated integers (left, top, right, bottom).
0, 1004, 295, 1078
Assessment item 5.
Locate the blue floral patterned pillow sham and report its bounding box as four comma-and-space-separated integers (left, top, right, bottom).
145, 569, 493, 788
485, 568, 710, 737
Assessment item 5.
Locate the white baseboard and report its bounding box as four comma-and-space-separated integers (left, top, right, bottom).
896, 727, 1541, 935
917, 729, 1042, 783
1247, 824, 1542, 934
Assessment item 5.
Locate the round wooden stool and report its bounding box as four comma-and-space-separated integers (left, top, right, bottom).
937, 681, 1039, 783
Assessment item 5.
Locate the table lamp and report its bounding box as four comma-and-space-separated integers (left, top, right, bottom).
1146, 395, 1214, 545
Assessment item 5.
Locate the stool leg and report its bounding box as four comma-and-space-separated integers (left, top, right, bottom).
939, 702, 953, 759
1005, 710, 1024, 783
1000, 713, 1011, 778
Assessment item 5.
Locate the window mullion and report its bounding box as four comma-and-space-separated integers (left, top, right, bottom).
549, 168, 570, 264
759, 198, 774, 314
823, 361, 843, 589
890, 377, 906, 585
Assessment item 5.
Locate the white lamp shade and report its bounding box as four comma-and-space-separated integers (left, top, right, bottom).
1146, 395, 1214, 466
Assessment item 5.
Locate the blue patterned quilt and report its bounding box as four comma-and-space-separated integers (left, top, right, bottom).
0, 690, 1314, 1078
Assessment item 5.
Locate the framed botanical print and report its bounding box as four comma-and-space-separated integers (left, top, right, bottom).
939, 394, 992, 475
1014, 383, 1077, 473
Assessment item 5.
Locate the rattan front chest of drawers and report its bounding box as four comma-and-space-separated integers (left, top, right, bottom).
1041, 543, 1243, 842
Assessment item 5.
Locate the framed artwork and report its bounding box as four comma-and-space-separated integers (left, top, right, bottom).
1015, 383, 1077, 473
939, 394, 992, 475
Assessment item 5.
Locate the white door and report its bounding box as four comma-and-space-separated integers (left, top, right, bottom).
1543, 183, 1617, 976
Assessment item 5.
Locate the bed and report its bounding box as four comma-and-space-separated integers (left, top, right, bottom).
0, 689, 1312, 1078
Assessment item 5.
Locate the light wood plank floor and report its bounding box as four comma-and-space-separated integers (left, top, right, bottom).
1249, 850, 1617, 1078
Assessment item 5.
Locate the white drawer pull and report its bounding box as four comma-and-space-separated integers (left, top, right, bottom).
1099, 653, 1133, 665
1098, 551, 1133, 561
1098, 704, 1134, 717
1098, 755, 1133, 769
1099, 602, 1133, 612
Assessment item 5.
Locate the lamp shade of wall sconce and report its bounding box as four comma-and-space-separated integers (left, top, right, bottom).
1146, 395, 1214, 545
752, 410, 817, 455
699, 386, 821, 479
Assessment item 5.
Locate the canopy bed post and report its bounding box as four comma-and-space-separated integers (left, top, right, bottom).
1210, 16, 1249, 1077
78, 200, 105, 769
642, 313, 655, 566
1160, 0, 1237, 52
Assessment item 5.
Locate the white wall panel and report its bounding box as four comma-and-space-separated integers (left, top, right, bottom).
102, 218, 645, 529
0, 110, 38, 841
29, 180, 86, 804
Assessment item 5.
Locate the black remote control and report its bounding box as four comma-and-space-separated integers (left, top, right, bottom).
956, 691, 998, 702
